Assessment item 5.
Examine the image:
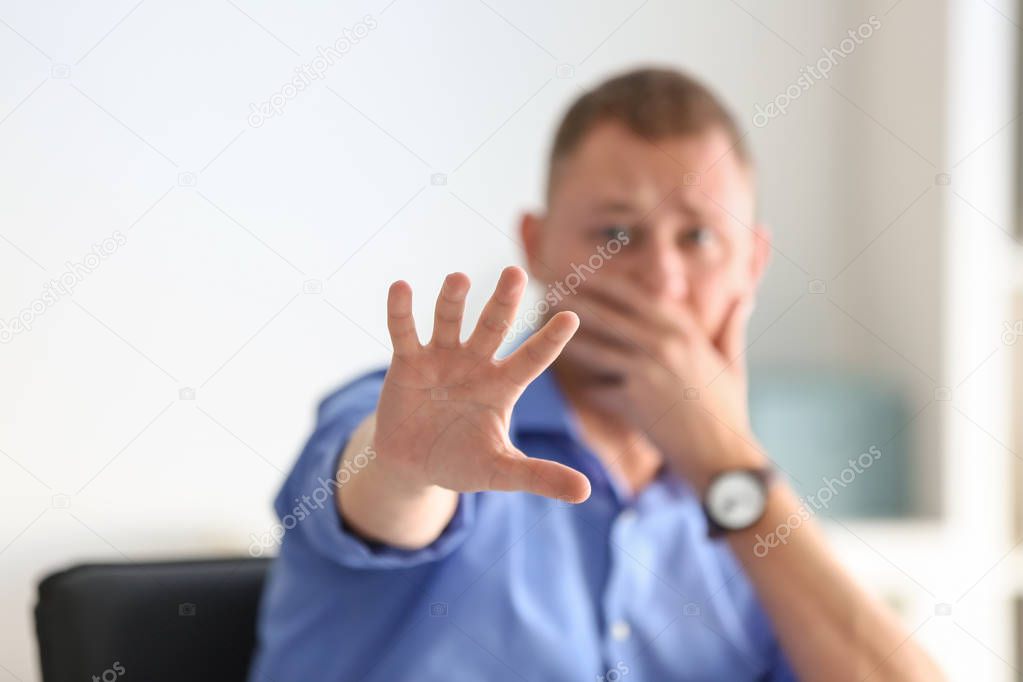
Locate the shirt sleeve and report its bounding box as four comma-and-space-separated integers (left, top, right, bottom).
273, 368, 477, 569
768, 649, 800, 682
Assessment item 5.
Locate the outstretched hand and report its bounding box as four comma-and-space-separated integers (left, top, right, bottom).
372, 265, 591, 503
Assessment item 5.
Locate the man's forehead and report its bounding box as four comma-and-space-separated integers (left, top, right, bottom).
556, 122, 749, 210
575, 122, 739, 171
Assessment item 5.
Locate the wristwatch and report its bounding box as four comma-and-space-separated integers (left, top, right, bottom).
702, 467, 774, 537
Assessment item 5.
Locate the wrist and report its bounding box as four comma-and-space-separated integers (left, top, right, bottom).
341, 415, 443, 504
340, 430, 458, 550
364, 435, 437, 500
689, 429, 768, 498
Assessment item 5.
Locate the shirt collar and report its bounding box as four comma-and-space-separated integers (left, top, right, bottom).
509, 367, 578, 439
504, 334, 691, 506
510, 366, 620, 496
505, 329, 579, 440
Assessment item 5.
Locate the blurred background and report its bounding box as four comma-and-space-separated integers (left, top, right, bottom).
0, 0, 1019, 679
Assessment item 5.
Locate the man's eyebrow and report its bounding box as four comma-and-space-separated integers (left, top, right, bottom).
590, 199, 640, 215
675, 196, 703, 217
590, 196, 704, 219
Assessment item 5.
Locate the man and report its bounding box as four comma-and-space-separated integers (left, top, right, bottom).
249, 68, 941, 681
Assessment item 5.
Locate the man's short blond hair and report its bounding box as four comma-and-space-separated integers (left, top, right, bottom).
547, 67, 749, 197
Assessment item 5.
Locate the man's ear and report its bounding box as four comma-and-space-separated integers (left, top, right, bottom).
519, 211, 549, 284
750, 222, 772, 287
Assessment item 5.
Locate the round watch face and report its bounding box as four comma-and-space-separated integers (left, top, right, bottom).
705, 470, 767, 530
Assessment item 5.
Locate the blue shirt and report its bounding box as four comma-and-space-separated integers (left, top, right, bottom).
249, 367, 798, 681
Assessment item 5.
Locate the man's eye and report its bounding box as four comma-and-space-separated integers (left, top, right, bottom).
599, 225, 632, 242
682, 227, 712, 245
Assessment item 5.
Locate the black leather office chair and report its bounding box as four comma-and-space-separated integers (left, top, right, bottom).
35, 557, 271, 682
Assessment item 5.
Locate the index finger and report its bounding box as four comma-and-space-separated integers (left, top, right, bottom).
569, 275, 699, 337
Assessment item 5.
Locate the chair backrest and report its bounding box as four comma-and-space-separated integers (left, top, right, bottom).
35, 557, 270, 682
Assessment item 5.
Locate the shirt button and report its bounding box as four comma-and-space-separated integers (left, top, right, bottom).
610, 620, 631, 641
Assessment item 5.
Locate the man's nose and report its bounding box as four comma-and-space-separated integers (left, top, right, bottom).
635, 240, 687, 301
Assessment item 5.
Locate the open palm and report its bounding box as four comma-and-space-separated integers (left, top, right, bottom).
373, 266, 590, 503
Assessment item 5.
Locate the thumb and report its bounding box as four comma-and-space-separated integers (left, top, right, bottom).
717, 293, 754, 364
488, 450, 591, 503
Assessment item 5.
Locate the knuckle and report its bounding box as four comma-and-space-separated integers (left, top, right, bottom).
481, 316, 509, 334
524, 343, 546, 365
435, 310, 462, 324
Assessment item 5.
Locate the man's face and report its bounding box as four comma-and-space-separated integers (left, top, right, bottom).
521, 121, 769, 342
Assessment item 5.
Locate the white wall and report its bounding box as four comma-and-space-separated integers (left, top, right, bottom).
0, 0, 1006, 679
